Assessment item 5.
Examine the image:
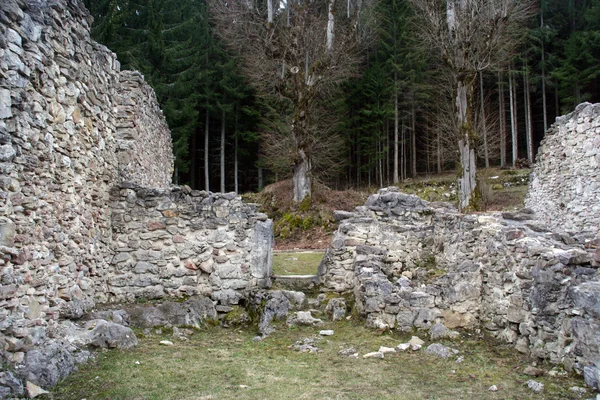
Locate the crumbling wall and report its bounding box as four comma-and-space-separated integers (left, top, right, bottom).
320, 187, 600, 389
526, 102, 600, 235
0, 0, 175, 394
109, 184, 272, 305
0, 0, 174, 320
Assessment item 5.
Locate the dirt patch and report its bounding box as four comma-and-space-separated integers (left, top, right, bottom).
244, 180, 370, 250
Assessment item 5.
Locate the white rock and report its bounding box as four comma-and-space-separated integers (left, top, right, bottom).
159, 340, 174, 346
396, 343, 410, 351
527, 380, 544, 393
319, 330, 334, 336
408, 336, 425, 346
378, 346, 396, 354
488, 385, 498, 392
26, 381, 49, 398
363, 351, 384, 359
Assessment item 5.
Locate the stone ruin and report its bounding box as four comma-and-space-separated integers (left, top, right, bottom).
0, 0, 599, 397
526, 102, 600, 235
319, 102, 600, 390
0, 0, 271, 396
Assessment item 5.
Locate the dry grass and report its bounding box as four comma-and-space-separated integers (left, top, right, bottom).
52, 321, 586, 400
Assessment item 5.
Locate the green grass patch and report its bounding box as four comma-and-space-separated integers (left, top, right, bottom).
52, 322, 585, 400
272, 251, 324, 275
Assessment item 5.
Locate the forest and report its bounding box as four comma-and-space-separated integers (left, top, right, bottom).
83, 0, 600, 200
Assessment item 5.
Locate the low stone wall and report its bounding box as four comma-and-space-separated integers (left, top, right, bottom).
526, 102, 600, 235
320, 188, 600, 388
109, 184, 273, 306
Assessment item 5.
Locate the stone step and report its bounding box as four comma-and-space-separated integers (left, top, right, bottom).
272, 274, 319, 291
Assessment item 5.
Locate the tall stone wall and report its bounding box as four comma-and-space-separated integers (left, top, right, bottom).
0, 0, 174, 322
116, 71, 173, 188
0, 0, 180, 394
526, 102, 600, 235
320, 188, 600, 389
0, 2, 276, 394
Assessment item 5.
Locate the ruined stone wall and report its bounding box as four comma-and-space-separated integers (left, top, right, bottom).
0, 0, 174, 320
109, 185, 272, 306
526, 102, 600, 235
116, 71, 173, 188
0, 0, 175, 393
320, 188, 600, 388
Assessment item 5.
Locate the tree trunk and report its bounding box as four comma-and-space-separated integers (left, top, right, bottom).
356, 131, 361, 186
385, 119, 390, 184
204, 110, 210, 192
498, 71, 506, 168
401, 120, 406, 181
379, 132, 384, 187
267, 0, 273, 24
393, 88, 399, 184
479, 71, 489, 168
458, 136, 476, 211
509, 69, 518, 167
220, 109, 226, 193
326, 0, 335, 55
541, 12, 548, 133
455, 76, 477, 211
525, 67, 534, 164
234, 109, 239, 193
293, 148, 311, 202
258, 167, 263, 191
411, 101, 416, 178
436, 128, 441, 174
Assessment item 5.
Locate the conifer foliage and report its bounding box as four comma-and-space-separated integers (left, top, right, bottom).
86, 0, 600, 203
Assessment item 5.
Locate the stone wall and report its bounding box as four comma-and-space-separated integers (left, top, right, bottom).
116, 71, 173, 188
0, 0, 174, 320
320, 188, 600, 388
109, 184, 272, 306
0, 0, 178, 394
526, 102, 600, 235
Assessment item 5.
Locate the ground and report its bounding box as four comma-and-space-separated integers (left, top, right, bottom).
49, 169, 592, 399
245, 168, 531, 250
52, 321, 587, 399
272, 251, 325, 275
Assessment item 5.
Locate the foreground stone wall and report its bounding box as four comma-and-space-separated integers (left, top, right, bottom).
320, 188, 600, 388
0, 0, 175, 394
0, 0, 174, 318
526, 102, 600, 235
109, 185, 272, 305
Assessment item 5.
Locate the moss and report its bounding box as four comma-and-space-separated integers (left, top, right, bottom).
415, 255, 447, 283
205, 318, 221, 327
223, 306, 250, 327
297, 195, 311, 212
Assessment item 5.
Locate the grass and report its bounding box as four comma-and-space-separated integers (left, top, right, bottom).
272, 251, 324, 275
398, 168, 531, 211
51, 321, 587, 400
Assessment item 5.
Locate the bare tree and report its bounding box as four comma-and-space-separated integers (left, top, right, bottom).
408, 0, 534, 211
209, 0, 378, 202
